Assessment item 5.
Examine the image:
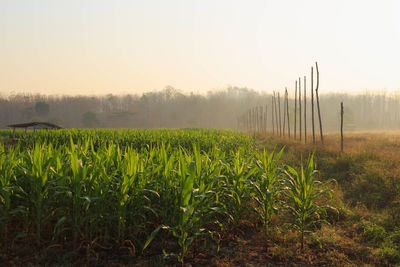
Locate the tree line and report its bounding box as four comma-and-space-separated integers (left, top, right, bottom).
1, 86, 400, 131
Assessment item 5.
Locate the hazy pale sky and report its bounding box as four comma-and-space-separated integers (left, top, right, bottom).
1, 0, 400, 95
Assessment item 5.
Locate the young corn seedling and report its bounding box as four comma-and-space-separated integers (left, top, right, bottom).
220, 149, 256, 227
283, 155, 335, 250
144, 146, 216, 266
0, 144, 19, 244
251, 148, 284, 232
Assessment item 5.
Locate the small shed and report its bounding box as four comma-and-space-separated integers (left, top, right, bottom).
7, 122, 63, 138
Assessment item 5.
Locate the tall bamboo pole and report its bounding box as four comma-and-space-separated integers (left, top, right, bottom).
255, 107, 258, 132
248, 109, 251, 132
283, 92, 286, 137
252, 108, 255, 132
294, 81, 297, 140
304, 76, 307, 144
311, 67, 315, 144
259, 106, 262, 133
255, 106, 258, 132
341, 102, 344, 152
258, 106, 264, 133
256, 106, 259, 132
247, 109, 250, 132
278, 92, 282, 136
272, 95, 275, 135
248, 110, 250, 132
315, 62, 324, 144
299, 77, 302, 142
265, 104, 268, 134
250, 108, 252, 132
274, 93, 279, 134
286, 87, 290, 139
245, 111, 247, 131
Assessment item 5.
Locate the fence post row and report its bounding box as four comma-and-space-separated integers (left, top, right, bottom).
237, 61, 324, 146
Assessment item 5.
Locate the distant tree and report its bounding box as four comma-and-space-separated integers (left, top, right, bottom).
82, 111, 100, 128
34, 101, 50, 117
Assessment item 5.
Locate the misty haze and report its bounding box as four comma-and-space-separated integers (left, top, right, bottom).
2, 1, 400, 266
2, 87, 400, 132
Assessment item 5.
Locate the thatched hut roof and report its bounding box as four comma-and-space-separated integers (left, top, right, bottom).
7, 122, 62, 129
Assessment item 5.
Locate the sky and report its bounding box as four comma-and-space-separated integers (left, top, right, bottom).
1, 0, 400, 96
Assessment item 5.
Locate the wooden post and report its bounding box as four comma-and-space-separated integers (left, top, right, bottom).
247, 110, 250, 131
295, 81, 297, 140
265, 104, 268, 134
311, 66, 315, 144
278, 92, 282, 136
286, 87, 290, 139
283, 92, 286, 137
252, 107, 255, 132
315, 62, 324, 144
250, 109, 252, 132
258, 106, 261, 133
304, 76, 307, 144
272, 95, 275, 135
299, 77, 302, 142
248, 109, 251, 132
256, 106, 259, 132
245, 114, 247, 131
253, 107, 256, 132
250, 108, 253, 132
260, 106, 264, 133
259, 106, 263, 133
274, 92, 279, 135
341, 102, 344, 152
251, 108, 253, 132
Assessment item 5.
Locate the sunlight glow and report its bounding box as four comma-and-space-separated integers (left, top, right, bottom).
1, 0, 399, 95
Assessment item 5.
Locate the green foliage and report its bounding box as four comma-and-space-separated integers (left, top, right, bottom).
82, 111, 100, 128
283, 155, 335, 250
377, 246, 400, 264
389, 229, 400, 246
0, 128, 336, 264
0, 129, 257, 263
251, 148, 284, 230
377, 230, 400, 264
358, 221, 388, 243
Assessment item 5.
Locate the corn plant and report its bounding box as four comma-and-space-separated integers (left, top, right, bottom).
220, 149, 256, 227
0, 144, 19, 244
144, 145, 219, 266
283, 155, 335, 250
251, 148, 284, 231
0, 128, 338, 265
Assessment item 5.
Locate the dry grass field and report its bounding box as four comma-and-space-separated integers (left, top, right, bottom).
249, 131, 400, 266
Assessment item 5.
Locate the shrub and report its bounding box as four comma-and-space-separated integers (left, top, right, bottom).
358, 221, 387, 243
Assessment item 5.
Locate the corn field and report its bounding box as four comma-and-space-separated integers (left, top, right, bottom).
0, 129, 333, 265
